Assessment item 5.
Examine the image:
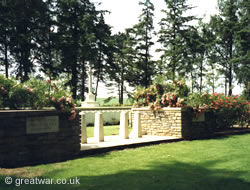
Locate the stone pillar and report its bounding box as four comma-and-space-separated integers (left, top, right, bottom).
130, 111, 142, 138
94, 111, 104, 142
128, 111, 132, 127
79, 111, 87, 144
120, 111, 129, 139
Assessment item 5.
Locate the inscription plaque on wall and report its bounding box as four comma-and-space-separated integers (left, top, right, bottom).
26, 116, 59, 134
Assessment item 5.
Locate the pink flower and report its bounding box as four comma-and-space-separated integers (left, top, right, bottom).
66, 97, 72, 103
26, 87, 34, 94
58, 96, 65, 102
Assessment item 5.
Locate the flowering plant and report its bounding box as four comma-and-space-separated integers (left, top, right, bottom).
45, 80, 76, 120
133, 79, 188, 110
187, 92, 250, 129
0, 75, 76, 120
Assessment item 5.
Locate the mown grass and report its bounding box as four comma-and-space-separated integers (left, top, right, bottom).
87, 125, 133, 137
1, 134, 250, 190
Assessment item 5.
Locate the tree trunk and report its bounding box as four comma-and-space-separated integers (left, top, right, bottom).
120, 65, 124, 105
81, 63, 86, 101
4, 38, 9, 78
200, 60, 203, 93
228, 37, 233, 96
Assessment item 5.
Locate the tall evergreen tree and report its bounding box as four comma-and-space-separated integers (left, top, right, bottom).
234, 0, 250, 95
16, 0, 46, 82
184, 25, 207, 93
0, 0, 13, 78
132, 0, 155, 88
92, 13, 113, 100
208, 0, 239, 95
35, 0, 59, 79
158, 0, 196, 81
57, 0, 98, 99
110, 31, 137, 104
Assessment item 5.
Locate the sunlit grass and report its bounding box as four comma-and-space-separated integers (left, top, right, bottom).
1, 134, 250, 190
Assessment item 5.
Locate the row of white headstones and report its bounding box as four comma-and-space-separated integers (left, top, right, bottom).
79, 111, 142, 143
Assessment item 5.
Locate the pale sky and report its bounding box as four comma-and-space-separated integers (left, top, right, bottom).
92, 0, 219, 34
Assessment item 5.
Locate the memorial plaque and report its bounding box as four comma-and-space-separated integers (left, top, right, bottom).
26, 116, 59, 134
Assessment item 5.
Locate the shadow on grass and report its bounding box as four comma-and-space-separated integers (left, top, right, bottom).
1, 160, 250, 190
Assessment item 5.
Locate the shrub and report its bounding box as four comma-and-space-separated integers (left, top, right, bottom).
0, 75, 76, 120
187, 92, 250, 129
0, 75, 15, 108
133, 79, 188, 110
8, 84, 34, 109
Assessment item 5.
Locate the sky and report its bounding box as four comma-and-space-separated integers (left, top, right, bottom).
92, 0, 219, 34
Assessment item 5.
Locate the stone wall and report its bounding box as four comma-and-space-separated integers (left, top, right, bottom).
0, 110, 80, 168
132, 107, 216, 140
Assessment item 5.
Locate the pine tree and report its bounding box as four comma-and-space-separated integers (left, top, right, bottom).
158, 0, 196, 81
208, 0, 239, 95
92, 13, 113, 100
132, 0, 155, 88
0, 0, 13, 78
57, 0, 98, 99
35, 0, 59, 79
234, 0, 250, 94
110, 31, 137, 104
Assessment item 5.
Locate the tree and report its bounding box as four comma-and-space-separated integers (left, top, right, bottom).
157, 0, 197, 81
208, 0, 239, 96
57, 0, 99, 99
234, 0, 250, 95
92, 13, 113, 100
109, 31, 137, 104
132, 0, 155, 88
11, 0, 47, 82
35, 0, 60, 79
0, 0, 13, 78
184, 25, 207, 93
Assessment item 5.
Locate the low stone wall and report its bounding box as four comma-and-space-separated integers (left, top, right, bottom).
132, 107, 216, 140
0, 110, 80, 168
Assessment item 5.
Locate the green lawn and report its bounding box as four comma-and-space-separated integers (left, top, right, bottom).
87, 125, 133, 137
1, 134, 250, 190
